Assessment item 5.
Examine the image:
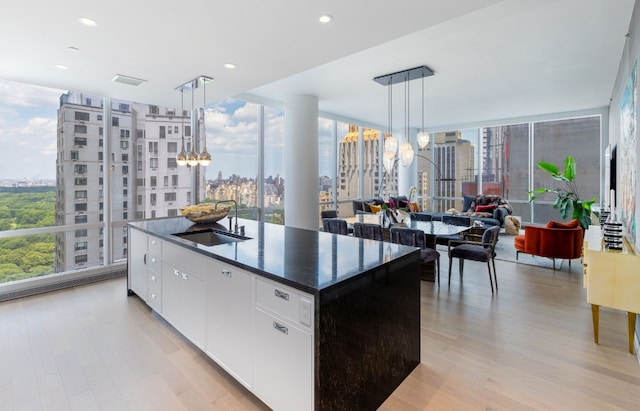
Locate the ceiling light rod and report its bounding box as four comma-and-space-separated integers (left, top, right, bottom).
174, 75, 214, 92
373, 65, 434, 86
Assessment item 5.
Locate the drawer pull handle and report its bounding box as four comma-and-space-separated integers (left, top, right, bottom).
273, 321, 288, 335
174, 269, 180, 276
274, 289, 289, 301
221, 269, 232, 278
181, 273, 189, 280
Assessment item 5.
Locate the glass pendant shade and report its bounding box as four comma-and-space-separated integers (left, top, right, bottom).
198, 148, 211, 167
417, 131, 430, 149
400, 142, 414, 167
187, 145, 199, 166
176, 137, 188, 166
384, 135, 398, 155
383, 151, 396, 173
197, 107, 211, 166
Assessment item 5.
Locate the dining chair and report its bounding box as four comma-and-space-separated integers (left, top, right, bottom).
447, 225, 500, 292
322, 218, 349, 235
436, 215, 472, 247
389, 226, 440, 284
353, 222, 384, 241
410, 212, 432, 222
321, 209, 338, 219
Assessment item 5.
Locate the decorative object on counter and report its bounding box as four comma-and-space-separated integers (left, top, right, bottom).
529, 155, 596, 230
603, 221, 624, 250
180, 203, 230, 224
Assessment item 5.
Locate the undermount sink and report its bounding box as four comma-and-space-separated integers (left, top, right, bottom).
173, 228, 250, 247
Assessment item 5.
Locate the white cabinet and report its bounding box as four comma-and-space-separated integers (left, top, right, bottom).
128, 228, 148, 300
128, 228, 162, 307
253, 278, 314, 411
206, 260, 253, 387
161, 242, 207, 349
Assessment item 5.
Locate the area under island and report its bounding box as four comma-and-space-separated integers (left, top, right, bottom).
128, 216, 421, 411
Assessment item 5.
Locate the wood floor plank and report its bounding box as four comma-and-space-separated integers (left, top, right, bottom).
1, 254, 639, 410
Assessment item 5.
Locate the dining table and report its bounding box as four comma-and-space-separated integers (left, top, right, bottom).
344, 213, 471, 281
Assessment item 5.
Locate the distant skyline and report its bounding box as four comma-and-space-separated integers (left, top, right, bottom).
1, 79, 475, 182
0, 79, 341, 181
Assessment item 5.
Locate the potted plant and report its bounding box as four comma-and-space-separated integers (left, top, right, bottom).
529, 156, 596, 230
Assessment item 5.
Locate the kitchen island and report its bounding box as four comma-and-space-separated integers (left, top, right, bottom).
128, 216, 421, 411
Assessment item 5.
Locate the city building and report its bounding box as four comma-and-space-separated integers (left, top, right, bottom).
55, 94, 198, 272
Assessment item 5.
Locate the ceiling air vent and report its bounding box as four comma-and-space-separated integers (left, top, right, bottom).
112, 74, 147, 87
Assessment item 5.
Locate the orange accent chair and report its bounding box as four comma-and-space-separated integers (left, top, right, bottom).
513, 220, 583, 270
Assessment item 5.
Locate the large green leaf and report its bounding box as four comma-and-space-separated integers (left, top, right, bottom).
564, 156, 576, 181
538, 161, 559, 175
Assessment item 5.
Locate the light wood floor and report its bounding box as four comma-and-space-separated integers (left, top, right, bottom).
1, 258, 639, 410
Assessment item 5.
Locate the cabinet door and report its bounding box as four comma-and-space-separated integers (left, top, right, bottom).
253, 308, 313, 411
179, 267, 206, 349
206, 261, 253, 387
128, 228, 148, 301
161, 261, 182, 328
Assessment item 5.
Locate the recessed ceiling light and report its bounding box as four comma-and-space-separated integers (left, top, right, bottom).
318, 14, 333, 24
67, 46, 80, 52
224, 63, 237, 69
112, 74, 147, 87
55, 64, 69, 70
78, 17, 98, 27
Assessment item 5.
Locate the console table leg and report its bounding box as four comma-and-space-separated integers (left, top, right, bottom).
591, 304, 599, 344
628, 312, 636, 354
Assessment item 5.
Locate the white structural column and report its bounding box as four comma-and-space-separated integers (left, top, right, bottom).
284, 95, 319, 230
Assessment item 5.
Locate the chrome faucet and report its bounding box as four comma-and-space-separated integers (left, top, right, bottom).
215, 200, 241, 234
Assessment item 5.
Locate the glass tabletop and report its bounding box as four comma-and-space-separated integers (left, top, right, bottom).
344, 214, 470, 236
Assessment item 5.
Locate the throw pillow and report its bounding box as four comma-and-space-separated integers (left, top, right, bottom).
387, 198, 396, 209
546, 219, 579, 229
409, 202, 420, 212
369, 203, 382, 213
475, 204, 495, 213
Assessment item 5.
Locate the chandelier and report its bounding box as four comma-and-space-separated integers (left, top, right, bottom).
175, 75, 213, 167
374, 66, 434, 172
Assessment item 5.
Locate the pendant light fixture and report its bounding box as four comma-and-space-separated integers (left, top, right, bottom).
175, 75, 214, 167
417, 74, 430, 149
383, 81, 398, 156
374, 65, 434, 170
399, 74, 414, 167
186, 81, 199, 167
176, 86, 188, 166
198, 77, 212, 167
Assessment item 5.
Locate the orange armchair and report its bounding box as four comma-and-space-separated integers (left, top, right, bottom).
513, 220, 583, 270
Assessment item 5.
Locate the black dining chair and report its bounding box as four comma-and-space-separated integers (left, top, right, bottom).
389, 226, 440, 284
435, 215, 472, 247
447, 225, 500, 292
321, 209, 338, 219
322, 218, 349, 235
410, 212, 432, 222
353, 222, 384, 241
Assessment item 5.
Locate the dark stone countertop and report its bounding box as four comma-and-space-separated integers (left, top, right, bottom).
128, 217, 419, 295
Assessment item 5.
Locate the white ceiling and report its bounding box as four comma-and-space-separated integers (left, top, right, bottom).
0, 0, 634, 131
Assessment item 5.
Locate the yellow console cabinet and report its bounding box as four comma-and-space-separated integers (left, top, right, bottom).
583, 226, 640, 353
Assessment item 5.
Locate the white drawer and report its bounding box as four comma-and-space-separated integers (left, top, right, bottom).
147, 288, 162, 312
148, 236, 162, 255
255, 278, 313, 328
147, 253, 161, 274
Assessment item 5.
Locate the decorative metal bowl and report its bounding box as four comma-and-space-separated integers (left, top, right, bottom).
180, 204, 231, 224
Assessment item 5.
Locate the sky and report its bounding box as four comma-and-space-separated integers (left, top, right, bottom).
0, 79, 338, 181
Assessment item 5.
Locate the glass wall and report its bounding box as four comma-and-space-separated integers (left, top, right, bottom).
419, 116, 601, 224
532, 116, 600, 224
263, 105, 284, 224
205, 98, 261, 221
